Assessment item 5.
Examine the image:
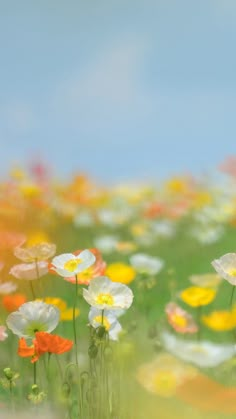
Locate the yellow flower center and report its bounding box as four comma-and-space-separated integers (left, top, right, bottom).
228, 268, 236, 277
64, 258, 82, 272
96, 293, 114, 306
94, 315, 111, 331
172, 314, 187, 327
79, 268, 92, 279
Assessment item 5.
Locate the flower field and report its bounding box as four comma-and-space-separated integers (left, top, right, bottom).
1, 160, 236, 418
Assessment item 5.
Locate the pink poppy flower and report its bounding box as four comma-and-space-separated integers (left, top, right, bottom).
165, 302, 198, 334
0, 326, 8, 341
10, 261, 48, 280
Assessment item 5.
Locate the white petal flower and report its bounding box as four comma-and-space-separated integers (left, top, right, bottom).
51, 250, 96, 278
152, 220, 176, 238
0, 282, 17, 294
190, 225, 224, 244
10, 261, 48, 280
6, 301, 60, 338
212, 253, 236, 285
129, 253, 164, 275
89, 307, 122, 341
14, 243, 56, 262
74, 211, 94, 227
161, 331, 235, 368
94, 235, 119, 253
189, 273, 222, 288
83, 276, 133, 310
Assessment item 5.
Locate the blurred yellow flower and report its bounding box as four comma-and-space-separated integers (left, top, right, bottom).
27, 231, 51, 247
10, 166, 26, 180
137, 353, 196, 397
166, 177, 189, 194
130, 223, 148, 237
189, 273, 222, 288
192, 191, 212, 208
180, 286, 216, 307
116, 241, 137, 253
105, 262, 136, 284
42, 297, 67, 312
60, 308, 80, 321
202, 310, 236, 331
38, 297, 80, 321
19, 183, 41, 198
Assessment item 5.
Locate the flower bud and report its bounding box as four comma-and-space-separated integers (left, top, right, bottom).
3, 368, 13, 380
96, 325, 106, 338
88, 344, 98, 359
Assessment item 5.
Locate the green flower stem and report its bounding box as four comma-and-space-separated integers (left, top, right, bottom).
35, 258, 43, 297
55, 355, 63, 382
230, 285, 235, 309
197, 305, 202, 342
9, 380, 14, 412
73, 274, 79, 366
72, 275, 84, 416
30, 281, 36, 300
33, 362, 37, 385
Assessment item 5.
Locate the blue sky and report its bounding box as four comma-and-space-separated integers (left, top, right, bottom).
1, 0, 236, 183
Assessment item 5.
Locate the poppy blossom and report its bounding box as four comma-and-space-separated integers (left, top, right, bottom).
14, 243, 56, 263
65, 248, 106, 285
6, 301, 60, 338
18, 332, 73, 363
50, 249, 96, 278
3, 294, 27, 312
83, 276, 133, 310
35, 331, 73, 355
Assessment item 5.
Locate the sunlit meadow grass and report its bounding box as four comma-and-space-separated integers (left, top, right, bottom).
1, 163, 236, 418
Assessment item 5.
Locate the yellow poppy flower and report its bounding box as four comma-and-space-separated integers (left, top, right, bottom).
180, 286, 216, 307
202, 311, 236, 331
60, 308, 80, 321
105, 263, 136, 284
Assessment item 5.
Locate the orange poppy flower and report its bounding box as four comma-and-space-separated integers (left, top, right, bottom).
18, 332, 73, 363
18, 338, 39, 363
3, 294, 27, 312
35, 331, 73, 355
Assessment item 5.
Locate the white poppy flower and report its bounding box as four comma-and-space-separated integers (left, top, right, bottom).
10, 261, 48, 280
189, 273, 222, 288
14, 243, 56, 262
152, 220, 176, 238
161, 331, 235, 368
83, 276, 133, 310
74, 211, 94, 227
190, 225, 224, 244
129, 253, 164, 275
6, 301, 60, 338
51, 249, 96, 278
0, 282, 17, 294
94, 235, 119, 253
89, 307, 122, 341
211, 253, 236, 285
